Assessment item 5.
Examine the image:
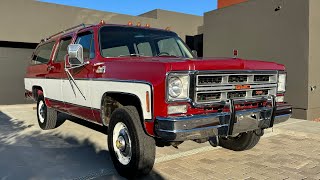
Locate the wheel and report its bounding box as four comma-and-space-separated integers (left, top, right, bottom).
108, 106, 156, 178
219, 131, 261, 151
37, 95, 58, 130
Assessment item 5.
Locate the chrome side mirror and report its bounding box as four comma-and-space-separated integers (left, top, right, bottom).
192, 50, 198, 58
68, 44, 84, 65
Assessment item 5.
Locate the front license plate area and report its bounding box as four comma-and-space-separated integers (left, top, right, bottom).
231, 109, 272, 135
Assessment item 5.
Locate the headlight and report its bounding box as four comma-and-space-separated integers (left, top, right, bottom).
167, 73, 189, 101
168, 77, 183, 98
278, 73, 286, 92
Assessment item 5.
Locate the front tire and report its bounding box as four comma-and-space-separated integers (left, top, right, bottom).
219, 131, 261, 151
37, 95, 58, 130
108, 106, 156, 178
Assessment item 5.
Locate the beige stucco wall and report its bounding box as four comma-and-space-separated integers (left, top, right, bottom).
139, 9, 203, 39
0, 0, 203, 43
0, 0, 155, 43
307, 0, 320, 120
203, 0, 310, 119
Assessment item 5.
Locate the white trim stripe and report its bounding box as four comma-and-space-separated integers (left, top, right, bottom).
24, 78, 152, 119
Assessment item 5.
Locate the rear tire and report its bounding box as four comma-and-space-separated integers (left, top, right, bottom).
108, 106, 156, 178
219, 131, 261, 151
36, 95, 58, 130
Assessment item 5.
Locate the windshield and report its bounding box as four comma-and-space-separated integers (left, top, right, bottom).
99, 26, 194, 58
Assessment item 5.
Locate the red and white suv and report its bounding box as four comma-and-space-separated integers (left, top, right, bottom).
24, 22, 292, 178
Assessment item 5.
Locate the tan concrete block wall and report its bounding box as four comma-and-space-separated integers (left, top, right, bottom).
203, 0, 310, 119
308, 0, 320, 116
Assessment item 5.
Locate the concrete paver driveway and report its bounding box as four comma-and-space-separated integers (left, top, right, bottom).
0, 104, 319, 180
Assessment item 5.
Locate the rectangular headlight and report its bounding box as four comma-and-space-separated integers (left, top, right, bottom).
278, 73, 286, 92
167, 73, 190, 101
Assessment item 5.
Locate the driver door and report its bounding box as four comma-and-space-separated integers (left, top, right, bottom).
62, 30, 96, 121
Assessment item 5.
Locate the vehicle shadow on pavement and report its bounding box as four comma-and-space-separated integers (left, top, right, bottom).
0, 111, 165, 180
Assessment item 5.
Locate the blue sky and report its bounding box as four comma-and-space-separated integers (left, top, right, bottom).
39, 0, 217, 16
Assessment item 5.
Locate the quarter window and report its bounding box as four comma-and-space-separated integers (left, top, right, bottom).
75, 32, 95, 59
32, 41, 55, 64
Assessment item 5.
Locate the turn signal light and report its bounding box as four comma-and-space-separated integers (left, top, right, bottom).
99, 20, 106, 25
233, 49, 238, 58
137, 22, 141, 27
146, 24, 150, 28
128, 21, 133, 26
146, 91, 150, 113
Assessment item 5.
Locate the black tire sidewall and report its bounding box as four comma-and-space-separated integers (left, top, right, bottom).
108, 106, 155, 178
219, 131, 261, 151
108, 109, 140, 176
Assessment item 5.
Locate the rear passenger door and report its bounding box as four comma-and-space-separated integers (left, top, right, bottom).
45, 36, 73, 110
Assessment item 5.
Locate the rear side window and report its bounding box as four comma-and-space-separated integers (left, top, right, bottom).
32, 41, 55, 64
55, 37, 72, 62
75, 32, 95, 60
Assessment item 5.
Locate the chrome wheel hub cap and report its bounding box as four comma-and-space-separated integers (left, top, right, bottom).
113, 122, 132, 165
38, 100, 45, 123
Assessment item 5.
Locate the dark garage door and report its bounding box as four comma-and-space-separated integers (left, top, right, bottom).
0, 45, 35, 105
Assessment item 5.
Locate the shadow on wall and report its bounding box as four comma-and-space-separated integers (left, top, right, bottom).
0, 112, 164, 180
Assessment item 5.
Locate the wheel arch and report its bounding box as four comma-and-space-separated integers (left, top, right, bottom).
100, 91, 153, 135
32, 85, 43, 101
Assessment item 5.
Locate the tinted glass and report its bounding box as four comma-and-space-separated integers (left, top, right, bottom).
137, 42, 153, 57
158, 38, 183, 57
32, 41, 55, 64
99, 26, 193, 58
55, 37, 72, 62
76, 32, 95, 59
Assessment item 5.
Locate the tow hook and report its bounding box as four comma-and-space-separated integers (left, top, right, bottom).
255, 129, 264, 137
209, 136, 219, 147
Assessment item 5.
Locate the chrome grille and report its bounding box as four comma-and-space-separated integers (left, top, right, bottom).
198, 76, 222, 85
254, 75, 270, 82
228, 75, 248, 83
197, 92, 221, 102
228, 91, 247, 99
195, 71, 278, 104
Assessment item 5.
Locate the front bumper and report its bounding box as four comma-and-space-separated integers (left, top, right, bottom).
155, 99, 292, 142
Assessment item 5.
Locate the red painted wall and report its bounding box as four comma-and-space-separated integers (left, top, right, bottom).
218, 0, 248, 9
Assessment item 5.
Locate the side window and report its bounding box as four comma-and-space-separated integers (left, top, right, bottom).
32, 41, 55, 64
157, 38, 183, 57
136, 42, 153, 56
55, 37, 72, 62
75, 32, 95, 60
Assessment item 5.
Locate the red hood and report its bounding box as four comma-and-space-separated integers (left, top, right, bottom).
159, 57, 285, 71
102, 57, 285, 71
